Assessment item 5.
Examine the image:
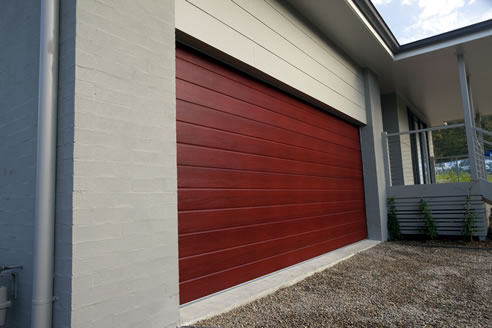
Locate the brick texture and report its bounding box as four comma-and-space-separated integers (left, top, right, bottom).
70, 1, 178, 327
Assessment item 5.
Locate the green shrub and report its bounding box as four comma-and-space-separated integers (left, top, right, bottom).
419, 199, 437, 239
387, 198, 401, 240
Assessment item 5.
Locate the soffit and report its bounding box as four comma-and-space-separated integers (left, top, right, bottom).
286, 0, 492, 125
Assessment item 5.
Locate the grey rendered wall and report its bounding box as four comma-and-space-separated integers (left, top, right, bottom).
381, 94, 404, 186
54, 1, 77, 327
360, 70, 388, 241
68, 1, 179, 327
0, 1, 77, 327
396, 97, 415, 185
0, 1, 40, 327
175, 0, 366, 124
381, 93, 419, 186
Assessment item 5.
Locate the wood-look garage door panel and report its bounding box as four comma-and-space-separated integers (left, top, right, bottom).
178, 144, 362, 174
178, 166, 363, 190
177, 81, 360, 150
177, 47, 367, 304
177, 99, 358, 156
177, 122, 361, 171
176, 56, 359, 141
179, 189, 365, 211
179, 219, 365, 282
178, 201, 366, 235
179, 211, 366, 258
176, 50, 360, 141
179, 229, 367, 304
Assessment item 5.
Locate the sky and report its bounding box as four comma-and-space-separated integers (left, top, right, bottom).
372, 0, 492, 44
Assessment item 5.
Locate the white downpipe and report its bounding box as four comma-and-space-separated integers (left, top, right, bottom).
31, 0, 60, 327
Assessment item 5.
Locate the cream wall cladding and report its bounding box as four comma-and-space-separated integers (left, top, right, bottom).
176, 0, 367, 124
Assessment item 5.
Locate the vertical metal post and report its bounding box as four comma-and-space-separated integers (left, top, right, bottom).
457, 54, 479, 180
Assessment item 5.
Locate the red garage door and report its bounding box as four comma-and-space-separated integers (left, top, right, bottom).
176, 46, 367, 304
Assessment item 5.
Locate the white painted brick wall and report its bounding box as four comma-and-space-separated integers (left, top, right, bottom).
70, 1, 178, 327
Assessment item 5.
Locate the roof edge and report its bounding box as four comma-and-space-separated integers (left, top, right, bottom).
398, 19, 492, 53
352, 0, 400, 52
352, 0, 492, 57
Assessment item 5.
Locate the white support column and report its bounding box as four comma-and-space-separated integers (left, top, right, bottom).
457, 54, 479, 180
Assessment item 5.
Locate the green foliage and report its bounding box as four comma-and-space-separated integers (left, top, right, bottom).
387, 198, 401, 240
432, 125, 467, 160
419, 199, 438, 239
435, 171, 471, 183
462, 193, 476, 241
432, 116, 492, 161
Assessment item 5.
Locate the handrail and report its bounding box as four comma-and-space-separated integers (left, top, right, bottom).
386, 123, 464, 137
475, 127, 492, 138
435, 155, 468, 160
483, 140, 492, 147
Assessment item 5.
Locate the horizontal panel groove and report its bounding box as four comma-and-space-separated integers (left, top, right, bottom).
176, 47, 362, 108
175, 56, 359, 139
179, 225, 366, 284
179, 209, 364, 237
180, 222, 365, 264
175, 74, 358, 138
178, 201, 365, 234
177, 120, 360, 160
179, 213, 365, 257
177, 143, 362, 172
178, 187, 362, 191
178, 199, 365, 214
178, 230, 366, 303
178, 187, 362, 192
176, 46, 366, 303
178, 224, 365, 282
178, 189, 365, 211
177, 163, 363, 181
176, 85, 360, 151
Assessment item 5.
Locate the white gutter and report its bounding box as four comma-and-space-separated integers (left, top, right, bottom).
31, 0, 60, 327
344, 0, 395, 59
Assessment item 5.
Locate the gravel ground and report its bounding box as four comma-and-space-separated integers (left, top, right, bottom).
197, 242, 492, 328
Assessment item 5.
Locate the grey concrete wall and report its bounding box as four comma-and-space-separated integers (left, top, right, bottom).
396, 96, 415, 185
360, 70, 388, 241
381, 93, 420, 186
381, 93, 404, 186
0, 1, 40, 327
0, 1, 76, 327
68, 1, 179, 327
54, 1, 77, 327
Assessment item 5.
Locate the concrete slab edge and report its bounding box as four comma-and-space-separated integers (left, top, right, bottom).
179, 239, 381, 326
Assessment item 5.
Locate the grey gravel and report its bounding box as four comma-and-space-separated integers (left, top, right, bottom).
197, 242, 492, 328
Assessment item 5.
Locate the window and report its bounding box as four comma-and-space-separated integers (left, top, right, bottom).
408, 109, 431, 184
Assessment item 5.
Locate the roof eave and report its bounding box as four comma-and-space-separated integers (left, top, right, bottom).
352, 0, 492, 59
